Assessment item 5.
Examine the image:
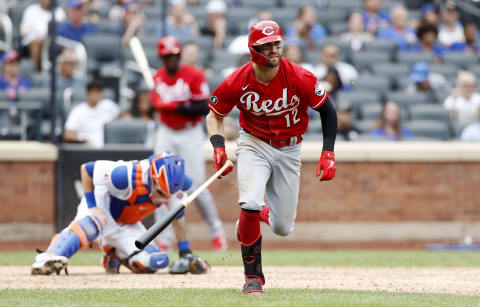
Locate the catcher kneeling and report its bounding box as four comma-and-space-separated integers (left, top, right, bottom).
31, 153, 209, 275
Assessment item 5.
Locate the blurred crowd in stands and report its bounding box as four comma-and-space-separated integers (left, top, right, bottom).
1, 0, 480, 145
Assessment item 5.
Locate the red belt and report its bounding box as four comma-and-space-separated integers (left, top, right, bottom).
244, 129, 303, 148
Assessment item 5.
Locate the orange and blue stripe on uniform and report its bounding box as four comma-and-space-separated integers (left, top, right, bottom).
110, 162, 160, 224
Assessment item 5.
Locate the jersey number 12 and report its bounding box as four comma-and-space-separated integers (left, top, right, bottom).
284, 109, 300, 128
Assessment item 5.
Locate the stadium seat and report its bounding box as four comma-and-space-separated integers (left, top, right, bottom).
226, 8, 257, 34
350, 51, 391, 72
404, 119, 450, 140
337, 90, 381, 106
0, 90, 10, 102
371, 63, 410, 80
104, 119, 148, 144
469, 65, 480, 79
207, 74, 224, 91
306, 118, 322, 134
96, 20, 122, 34
273, 9, 297, 29
327, 22, 348, 36
355, 119, 377, 134
282, 0, 317, 8
363, 40, 398, 57
397, 52, 435, 66
409, 104, 451, 122
326, 0, 361, 11
239, 0, 280, 9
31, 73, 49, 88
429, 64, 458, 80
83, 34, 123, 75
316, 38, 351, 59
442, 52, 479, 69
211, 51, 238, 73
317, 9, 348, 25
385, 91, 433, 106
358, 103, 382, 120
351, 76, 392, 93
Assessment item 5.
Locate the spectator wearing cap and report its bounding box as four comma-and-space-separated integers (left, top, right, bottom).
314, 44, 358, 91
369, 101, 412, 141
282, 39, 314, 73
407, 22, 446, 63
420, 3, 440, 27
438, 2, 464, 48
405, 62, 451, 103
0, 50, 33, 101
20, 0, 67, 71
362, 0, 390, 35
444, 71, 480, 127
201, 0, 228, 51
63, 79, 121, 148
285, 5, 327, 51
57, 0, 98, 42
460, 107, 480, 141
450, 22, 480, 54
335, 100, 360, 141
44, 49, 86, 92
377, 5, 417, 51
340, 12, 375, 52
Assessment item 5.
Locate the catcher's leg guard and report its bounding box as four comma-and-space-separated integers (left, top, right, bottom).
48, 216, 101, 258
127, 243, 169, 274
241, 235, 264, 294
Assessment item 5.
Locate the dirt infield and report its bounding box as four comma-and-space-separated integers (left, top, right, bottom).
2, 266, 480, 295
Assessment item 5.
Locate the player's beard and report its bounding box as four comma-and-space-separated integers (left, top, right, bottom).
266, 54, 281, 68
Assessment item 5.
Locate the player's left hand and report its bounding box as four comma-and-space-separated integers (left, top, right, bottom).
316, 150, 336, 181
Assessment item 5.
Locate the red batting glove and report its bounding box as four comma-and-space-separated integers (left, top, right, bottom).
213, 147, 233, 178
316, 150, 336, 181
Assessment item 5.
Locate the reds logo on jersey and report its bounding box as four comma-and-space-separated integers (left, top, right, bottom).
154, 78, 192, 102
239, 88, 300, 116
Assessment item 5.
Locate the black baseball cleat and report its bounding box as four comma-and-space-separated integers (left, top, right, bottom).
243, 277, 263, 294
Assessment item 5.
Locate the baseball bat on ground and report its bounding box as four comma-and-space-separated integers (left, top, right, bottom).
135, 160, 234, 249
128, 36, 155, 90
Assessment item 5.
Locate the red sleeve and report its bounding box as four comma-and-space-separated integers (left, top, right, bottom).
302, 70, 328, 110
208, 76, 237, 117
190, 68, 210, 101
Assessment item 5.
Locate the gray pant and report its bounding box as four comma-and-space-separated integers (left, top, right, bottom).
236, 130, 302, 236
153, 123, 224, 242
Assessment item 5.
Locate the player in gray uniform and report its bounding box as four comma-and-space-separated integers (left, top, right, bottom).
150, 36, 227, 251
206, 21, 338, 294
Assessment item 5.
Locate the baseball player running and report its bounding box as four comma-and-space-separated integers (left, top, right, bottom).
150, 36, 227, 251
206, 21, 338, 294
31, 153, 209, 275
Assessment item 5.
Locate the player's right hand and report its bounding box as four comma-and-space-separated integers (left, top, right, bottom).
88, 207, 107, 226
213, 147, 233, 178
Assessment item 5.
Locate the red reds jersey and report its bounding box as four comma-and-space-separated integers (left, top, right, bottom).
209, 58, 327, 141
151, 65, 210, 130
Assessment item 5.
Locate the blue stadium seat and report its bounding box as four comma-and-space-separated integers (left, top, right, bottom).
397, 52, 435, 66
317, 9, 348, 25
104, 119, 148, 144
372, 63, 411, 79
337, 90, 382, 106
363, 40, 398, 57
409, 104, 451, 122
442, 52, 479, 69
404, 119, 450, 140
327, 22, 348, 36
351, 51, 392, 72
83, 34, 123, 75
385, 91, 433, 106
239, 0, 280, 9
429, 64, 459, 80
351, 76, 392, 93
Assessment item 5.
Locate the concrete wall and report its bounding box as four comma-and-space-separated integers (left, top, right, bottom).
1, 141, 479, 244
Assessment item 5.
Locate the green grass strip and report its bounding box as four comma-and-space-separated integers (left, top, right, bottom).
0, 289, 479, 307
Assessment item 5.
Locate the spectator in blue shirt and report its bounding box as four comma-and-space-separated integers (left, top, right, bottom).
362, 0, 390, 35
57, 0, 98, 42
408, 22, 445, 63
450, 22, 480, 54
0, 50, 32, 101
378, 5, 417, 51
286, 5, 327, 51
369, 101, 412, 140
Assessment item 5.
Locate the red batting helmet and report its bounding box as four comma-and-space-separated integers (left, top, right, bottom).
248, 20, 284, 66
157, 36, 182, 56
